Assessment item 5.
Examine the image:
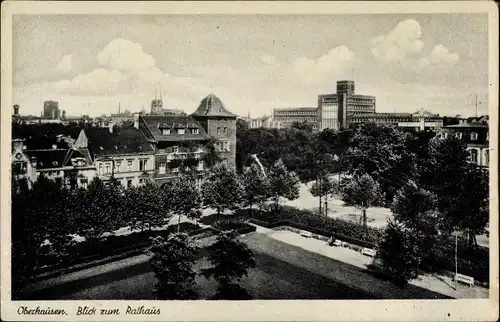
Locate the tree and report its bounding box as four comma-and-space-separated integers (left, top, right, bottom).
391, 180, 438, 226
267, 159, 300, 213
202, 231, 256, 300
78, 177, 124, 240
149, 233, 197, 300
123, 182, 169, 232
164, 174, 202, 231
201, 164, 244, 220
377, 219, 421, 287
341, 174, 382, 234
310, 173, 337, 216
424, 138, 489, 246
343, 124, 418, 205
204, 137, 224, 167
240, 163, 270, 217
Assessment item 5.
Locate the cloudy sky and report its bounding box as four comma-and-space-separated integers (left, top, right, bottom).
13, 14, 488, 118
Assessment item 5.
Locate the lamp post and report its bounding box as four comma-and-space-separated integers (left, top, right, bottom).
454, 231, 458, 290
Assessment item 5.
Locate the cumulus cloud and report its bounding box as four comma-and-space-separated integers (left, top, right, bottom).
292, 45, 355, 85
370, 19, 459, 71
97, 38, 156, 72
57, 54, 72, 73
48, 39, 168, 96
370, 19, 424, 62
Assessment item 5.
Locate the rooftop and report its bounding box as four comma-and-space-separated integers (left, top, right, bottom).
191, 93, 237, 118
85, 127, 155, 157
140, 115, 209, 142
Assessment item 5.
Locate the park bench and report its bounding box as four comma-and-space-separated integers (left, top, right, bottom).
361, 248, 376, 257
455, 273, 474, 287
300, 230, 313, 238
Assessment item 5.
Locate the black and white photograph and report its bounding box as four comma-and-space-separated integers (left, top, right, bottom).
1, 1, 498, 321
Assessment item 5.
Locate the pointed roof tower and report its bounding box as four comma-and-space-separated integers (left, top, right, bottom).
191, 93, 237, 118
73, 129, 89, 149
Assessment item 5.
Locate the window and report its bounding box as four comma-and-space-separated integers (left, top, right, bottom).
455, 132, 462, 139
197, 160, 203, 170
139, 179, 144, 185
115, 161, 121, 172
80, 178, 88, 189
223, 127, 228, 134
173, 167, 179, 173
104, 163, 111, 174
469, 149, 478, 164
173, 146, 179, 153
223, 141, 229, 151
98, 164, 103, 174
192, 128, 199, 134
470, 132, 478, 140
178, 129, 185, 135
443, 132, 448, 139
127, 179, 133, 188
162, 129, 170, 135
159, 162, 166, 174
217, 127, 221, 135
140, 159, 148, 171
485, 149, 489, 166
127, 160, 133, 171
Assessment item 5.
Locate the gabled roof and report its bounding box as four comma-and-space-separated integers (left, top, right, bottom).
25, 149, 69, 170
85, 127, 155, 157
191, 93, 237, 118
141, 115, 209, 142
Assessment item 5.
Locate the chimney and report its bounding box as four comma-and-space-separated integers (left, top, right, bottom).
13, 104, 19, 115
133, 113, 140, 129
109, 122, 114, 134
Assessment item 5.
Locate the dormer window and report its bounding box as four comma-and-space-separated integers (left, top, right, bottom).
178, 129, 185, 135
470, 132, 478, 140
52, 161, 58, 167
217, 127, 221, 135
193, 128, 199, 134
162, 129, 170, 135
173, 146, 179, 153
455, 132, 462, 139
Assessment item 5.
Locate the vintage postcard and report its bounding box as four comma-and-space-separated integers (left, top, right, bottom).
1, 1, 498, 321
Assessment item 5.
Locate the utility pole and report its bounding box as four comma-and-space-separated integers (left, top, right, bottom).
455, 232, 458, 290
475, 93, 478, 117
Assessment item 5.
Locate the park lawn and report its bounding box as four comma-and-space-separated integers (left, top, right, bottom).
33, 233, 449, 300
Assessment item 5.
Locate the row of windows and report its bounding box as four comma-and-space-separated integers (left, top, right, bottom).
216, 127, 229, 135
157, 161, 204, 174
440, 132, 483, 140
468, 149, 489, 166
98, 159, 150, 174
215, 141, 230, 152
161, 128, 199, 135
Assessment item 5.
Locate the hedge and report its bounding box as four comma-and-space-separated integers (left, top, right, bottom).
36, 222, 201, 273
212, 220, 257, 234
237, 206, 384, 246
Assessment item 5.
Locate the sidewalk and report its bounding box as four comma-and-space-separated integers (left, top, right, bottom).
262, 229, 488, 299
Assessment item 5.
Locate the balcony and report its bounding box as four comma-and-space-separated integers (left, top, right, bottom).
165, 151, 204, 160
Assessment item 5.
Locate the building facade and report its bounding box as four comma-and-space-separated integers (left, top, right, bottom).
11, 129, 95, 189
43, 100, 60, 120
248, 116, 282, 129
86, 124, 156, 188
438, 117, 489, 169
136, 114, 208, 187
191, 93, 238, 169
349, 109, 443, 132
318, 80, 376, 130
272, 107, 319, 130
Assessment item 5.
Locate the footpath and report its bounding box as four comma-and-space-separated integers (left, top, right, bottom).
249, 225, 488, 299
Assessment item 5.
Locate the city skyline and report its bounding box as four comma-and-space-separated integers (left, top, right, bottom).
13, 14, 488, 118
